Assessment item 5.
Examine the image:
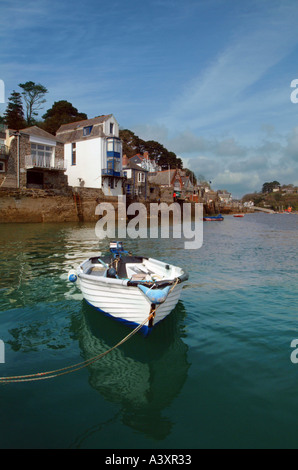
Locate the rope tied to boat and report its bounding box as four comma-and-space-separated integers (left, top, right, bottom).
0, 311, 155, 384
0, 277, 180, 385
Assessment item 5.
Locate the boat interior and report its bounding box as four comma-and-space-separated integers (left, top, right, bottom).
85, 255, 178, 282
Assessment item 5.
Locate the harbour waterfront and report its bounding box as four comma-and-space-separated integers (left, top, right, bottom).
0, 213, 297, 449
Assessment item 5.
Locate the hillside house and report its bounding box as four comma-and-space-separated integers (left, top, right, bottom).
129, 152, 161, 173
0, 126, 66, 189
56, 115, 123, 196
148, 168, 194, 199
218, 190, 232, 205
122, 155, 148, 199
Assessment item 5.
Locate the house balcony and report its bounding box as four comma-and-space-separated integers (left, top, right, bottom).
25, 155, 66, 171
0, 143, 9, 158
102, 168, 123, 177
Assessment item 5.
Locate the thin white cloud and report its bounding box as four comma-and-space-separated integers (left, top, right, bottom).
160, 2, 298, 135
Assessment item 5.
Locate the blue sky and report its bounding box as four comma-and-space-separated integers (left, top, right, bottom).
1, 0, 298, 197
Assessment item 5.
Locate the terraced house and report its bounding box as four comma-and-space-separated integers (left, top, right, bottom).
56, 115, 123, 196
0, 126, 66, 190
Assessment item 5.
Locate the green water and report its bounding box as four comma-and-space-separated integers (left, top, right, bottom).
0, 214, 297, 449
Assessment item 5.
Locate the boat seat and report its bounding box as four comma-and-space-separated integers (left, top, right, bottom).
131, 273, 147, 281
87, 266, 106, 276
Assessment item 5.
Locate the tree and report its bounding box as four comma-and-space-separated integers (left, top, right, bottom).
19, 81, 48, 126
3, 91, 26, 130
262, 181, 280, 194
41, 100, 87, 134
119, 129, 183, 169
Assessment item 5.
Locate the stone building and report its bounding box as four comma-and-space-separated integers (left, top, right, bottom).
122, 154, 149, 200
0, 126, 67, 190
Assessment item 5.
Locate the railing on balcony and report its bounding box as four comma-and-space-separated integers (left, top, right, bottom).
102, 168, 122, 177
0, 143, 9, 157
25, 155, 66, 170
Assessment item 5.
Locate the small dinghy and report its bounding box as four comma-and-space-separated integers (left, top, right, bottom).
68, 242, 188, 335
203, 214, 224, 221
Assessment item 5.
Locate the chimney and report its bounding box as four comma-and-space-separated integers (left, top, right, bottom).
122, 154, 129, 167
143, 151, 149, 160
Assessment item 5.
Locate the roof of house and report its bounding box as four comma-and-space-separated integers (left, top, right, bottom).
18, 126, 63, 143
124, 160, 148, 172
130, 154, 143, 161
56, 115, 114, 143
148, 169, 177, 186
181, 176, 193, 187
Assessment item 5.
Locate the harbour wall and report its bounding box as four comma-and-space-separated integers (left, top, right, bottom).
0, 188, 118, 223
0, 188, 249, 223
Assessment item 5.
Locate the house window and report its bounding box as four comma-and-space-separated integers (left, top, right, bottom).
83, 126, 93, 136
107, 156, 120, 173
138, 172, 145, 183
107, 137, 121, 155
110, 123, 114, 134
71, 142, 76, 166
0, 161, 5, 172
31, 143, 53, 167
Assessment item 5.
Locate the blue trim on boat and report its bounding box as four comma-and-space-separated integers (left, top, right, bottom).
84, 299, 152, 336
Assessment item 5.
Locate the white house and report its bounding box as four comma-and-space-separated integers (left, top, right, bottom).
56, 114, 123, 196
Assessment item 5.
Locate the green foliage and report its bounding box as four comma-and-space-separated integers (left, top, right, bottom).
19, 81, 48, 126
242, 185, 298, 211
41, 100, 87, 135
4, 91, 26, 130
262, 181, 280, 194
119, 129, 183, 169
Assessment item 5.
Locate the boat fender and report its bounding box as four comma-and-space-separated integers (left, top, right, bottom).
138, 284, 171, 304
68, 270, 78, 283
107, 267, 118, 278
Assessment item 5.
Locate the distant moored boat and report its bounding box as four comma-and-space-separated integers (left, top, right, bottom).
203, 214, 224, 221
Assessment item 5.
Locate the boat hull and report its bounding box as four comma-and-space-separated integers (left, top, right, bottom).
203, 216, 224, 221
78, 274, 183, 334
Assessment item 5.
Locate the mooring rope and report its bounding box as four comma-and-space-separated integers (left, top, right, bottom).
0, 312, 154, 384
0, 277, 179, 384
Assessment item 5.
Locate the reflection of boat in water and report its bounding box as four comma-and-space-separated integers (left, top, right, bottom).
72, 300, 190, 442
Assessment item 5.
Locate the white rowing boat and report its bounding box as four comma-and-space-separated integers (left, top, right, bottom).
68, 242, 188, 335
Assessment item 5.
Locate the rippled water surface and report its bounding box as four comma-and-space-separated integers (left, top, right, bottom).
0, 213, 297, 449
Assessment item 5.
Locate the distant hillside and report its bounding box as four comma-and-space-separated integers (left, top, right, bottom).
119, 129, 183, 170
242, 185, 298, 211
